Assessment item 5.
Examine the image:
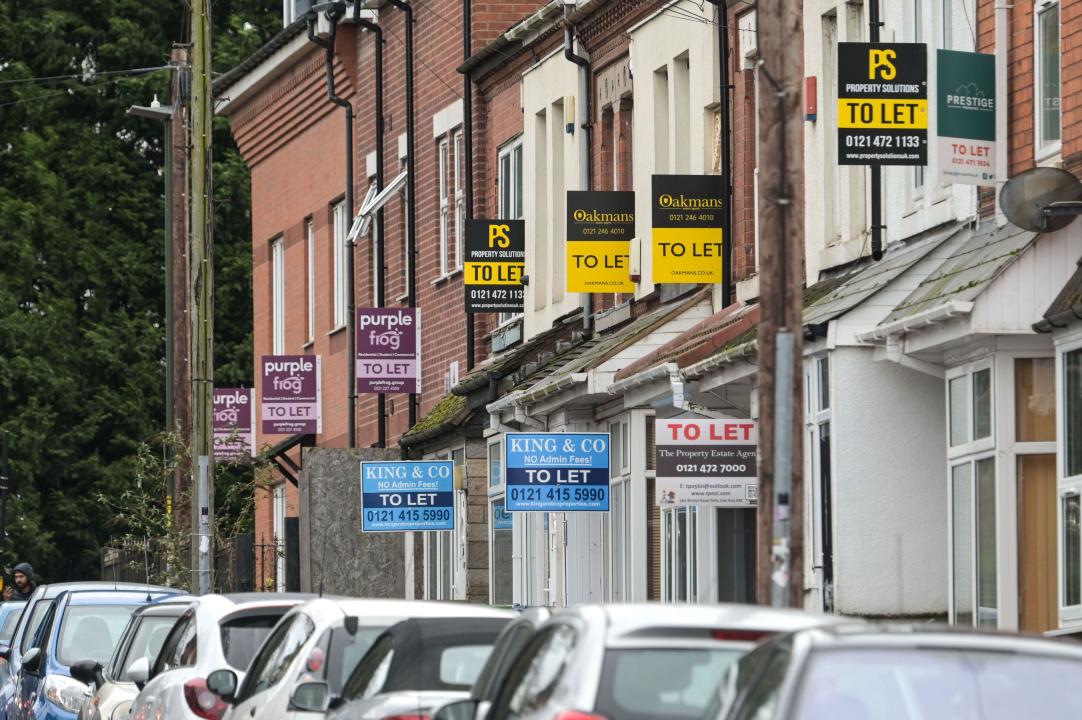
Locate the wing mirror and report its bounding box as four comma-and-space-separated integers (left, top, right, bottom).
127, 657, 150, 690
0, 642, 10, 661
206, 668, 239, 704
433, 699, 480, 720
70, 659, 105, 687
20, 647, 42, 674
289, 681, 331, 713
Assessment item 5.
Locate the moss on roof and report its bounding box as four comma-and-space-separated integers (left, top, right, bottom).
401, 393, 467, 441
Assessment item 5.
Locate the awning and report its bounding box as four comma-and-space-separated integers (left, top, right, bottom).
262, 432, 316, 487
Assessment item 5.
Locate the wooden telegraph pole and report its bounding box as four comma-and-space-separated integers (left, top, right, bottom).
169, 46, 191, 534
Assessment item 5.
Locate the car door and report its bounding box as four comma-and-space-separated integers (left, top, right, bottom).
487, 624, 580, 720
227, 611, 315, 720
11, 599, 58, 720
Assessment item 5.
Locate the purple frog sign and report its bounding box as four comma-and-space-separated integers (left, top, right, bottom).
213, 388, 255, 460
261, 355, 323, 435
356, 308, 421, 394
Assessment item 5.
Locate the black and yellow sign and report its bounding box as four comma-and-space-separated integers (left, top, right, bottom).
566, 191, 635, 293
464, 219, 525, 314
651, 175, 724, 284
838, 42, 928, 165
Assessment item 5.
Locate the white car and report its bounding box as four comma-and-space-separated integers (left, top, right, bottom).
128, 594, 309, 720
206, 598, 513, 720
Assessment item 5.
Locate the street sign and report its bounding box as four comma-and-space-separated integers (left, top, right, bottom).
655, 418, 757, 507
566, 191, 635, 293
356, 307, 421, 394
260, 355, 322, 435
504, 432, 610, 512
651, 175, 724, 284
360, 461, 455, 532
937, 49, 996, 186
464, 219, 525, 314
837, 43, 928, 165
212, 388, 255, 460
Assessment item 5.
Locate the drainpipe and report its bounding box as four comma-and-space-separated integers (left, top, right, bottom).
307, 4, 356, 448
995, 1, 1010, 224
464, 0, 476, 370
666, 363, 728, 418
564, 8, 593, 338
706, 0, 733, 307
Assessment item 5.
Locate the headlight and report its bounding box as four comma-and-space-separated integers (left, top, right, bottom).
44, 674, 90, 713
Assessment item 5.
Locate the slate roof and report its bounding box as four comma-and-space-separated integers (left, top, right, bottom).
213, 17, 309, 97
1035, 259, 1082, 331
399, 393, 469, 447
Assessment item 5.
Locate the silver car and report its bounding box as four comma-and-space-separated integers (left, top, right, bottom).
483, 603, 846, 720
713, 624, 1082, 720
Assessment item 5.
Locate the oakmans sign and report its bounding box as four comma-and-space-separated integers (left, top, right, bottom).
566, 191, 635, 293
651, 175, 724, 284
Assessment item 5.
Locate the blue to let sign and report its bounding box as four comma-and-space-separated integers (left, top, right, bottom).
361, 461, 455, 532
504, 432, 610, 512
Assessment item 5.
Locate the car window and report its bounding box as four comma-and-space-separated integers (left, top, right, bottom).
236, 612, 315, 701
439, 645, 492, 688
114, 615, 178, 681
475, 624, 535, 701
220, 614, 281, 671
342, 633, 395, 701
0, 607, 23, 643
27, 601, 57, 654
735, 646, 791, 720
153, 610, 195, 676
20, 600, 53, 653
595, 647, 744, 720
490, 624, 577, 719
56, 605, 137, 666
315, 625, 387, 695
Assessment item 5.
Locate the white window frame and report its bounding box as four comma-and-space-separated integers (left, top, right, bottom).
488, 438, 513, 605
1034, 0, 1062, 160
662, 505, 697, 602
805, 354, 833, 611
911, 0, 927, 198
454, 130, 465, 271
332, 200, 347, 330
1058, 337, 1082, 623
438, 137, 450, 277
399, 158, 410, 302
306, 220, 315, 344
497, 137, 524, 326
423, 447, 465, 601
605, 416, 632, 602
271, 236, 285, 354
273, 484, 286, 591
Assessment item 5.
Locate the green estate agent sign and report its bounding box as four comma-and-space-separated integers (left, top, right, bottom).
937, 49, 996, 186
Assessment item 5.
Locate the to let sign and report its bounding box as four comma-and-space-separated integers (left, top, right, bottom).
566, 191, 635, 293
838, 43, 928, 165
937, 49, 996, 186
504, 432, 609, 512
464, 219, 525, 314
356, 307, 421, 394
651, 175, 724, 284
261, 355, 322, 435
361, 461, 455, 532
655, 419, 758, 507
213, 388, 255, 460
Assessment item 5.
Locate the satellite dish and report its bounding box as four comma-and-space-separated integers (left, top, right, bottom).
1000, 167, 1082, 232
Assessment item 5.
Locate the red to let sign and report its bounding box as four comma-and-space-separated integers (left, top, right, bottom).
654, 419, 758, 508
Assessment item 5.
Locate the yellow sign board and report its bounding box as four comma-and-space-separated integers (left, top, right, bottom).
651, 175, 724, 284
566, 191, 635, 293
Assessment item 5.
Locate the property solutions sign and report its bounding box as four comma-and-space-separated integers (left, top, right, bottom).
651, 175, 724, 284
504, 432, 610, 512
356, 307, 420, 394
260, 355, 322, 435
655, 418, 757, 507
464, 219, 525, 314
937, 49, 996, 186
837, 43, 928, 165
360, 461, 455, 532
566, 191, 635, 293
213, 388, 255, 460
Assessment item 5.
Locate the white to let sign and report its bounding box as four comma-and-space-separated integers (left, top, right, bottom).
654, 419, 758, 507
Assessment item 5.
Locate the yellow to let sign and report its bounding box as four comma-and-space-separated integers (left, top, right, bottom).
837, 99, 928, 129
652, 227, 724, 283
567, 240, 635, 292
465, 261, 524, 285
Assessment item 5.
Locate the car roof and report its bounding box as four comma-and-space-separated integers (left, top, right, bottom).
222, 592, 316, 603
800, 623, 1082, 659
36, 581, 177, 599
134, 598, 194, 618
62, 589, 174, 605
332, 599, 514, 622
220, 598, 309, 622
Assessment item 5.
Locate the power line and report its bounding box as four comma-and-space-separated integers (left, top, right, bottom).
0, 65, 168, 88
0, 73, 161, 109
385, 25, 461, 99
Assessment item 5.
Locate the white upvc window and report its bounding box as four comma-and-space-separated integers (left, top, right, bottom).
1059, 343, 1082, 620
306, 220, 315, 344
806, 354, 834, 611
424, 447, 465, 601
1035, 0, 1061, 156
332, 200, 347, 329
438, 137, 450, 276
367, 179, 381, 306
662, 506, 697, 602
437, 129, 465, 279
606, 417, 632, 602
273, 483, 286, 591
912, 0, 926, 195
488, 439, 513, 606
497, 137, 524, 325
454, 130, 465, 271
271, 236, 285, 354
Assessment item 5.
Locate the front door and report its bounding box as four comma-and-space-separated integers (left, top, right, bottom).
1018, 454, 1057, 633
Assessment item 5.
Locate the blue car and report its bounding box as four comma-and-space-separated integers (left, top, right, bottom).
7, 588, 175, 720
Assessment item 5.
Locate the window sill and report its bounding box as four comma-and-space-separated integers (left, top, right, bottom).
430, 268, 462, 286
327, 324, 346, 337
395, 293, 409, 304
1036, 142, 1063, 167
302, 340, 314, 349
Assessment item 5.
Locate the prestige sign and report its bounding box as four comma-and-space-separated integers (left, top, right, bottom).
655, 419, 757, 507
356, 308, 421, 394
260, 355, 322, 435
213, 388, 255, 460
937, 49, 996, 186
837, 43, 928, 165
504, 432, 609, 512
566, 191, 635, 293
360, 461, 454, 532
464, 219, 525, 314
651, 175, 724, 284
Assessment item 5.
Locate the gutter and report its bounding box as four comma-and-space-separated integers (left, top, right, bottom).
607, 362, 674, 395
855, 300, 975, 344
680, 339, 758, 381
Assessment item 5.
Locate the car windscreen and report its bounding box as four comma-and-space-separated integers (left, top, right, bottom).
792, 647, 1082, 720
20, 600, 52, 653
320, 626, 387, 695
594, 647, 745, 720
56, 605, 138, 666
0, 606, 24, 644
220, 613, 283, 671
115, 614, 179, 681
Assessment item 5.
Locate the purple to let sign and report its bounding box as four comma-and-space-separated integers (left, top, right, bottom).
213, 388, 255, 460
356, 308, 421, 394
261, 355, 323, 435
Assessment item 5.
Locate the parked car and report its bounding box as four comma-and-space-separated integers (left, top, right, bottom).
712, 624, 1082, 720
0, 603, 26, 683
206, 599, 513, 720
7, 587, 176, 720
0, 583, 174, 720
481, 603, 848, 720
75, 595, 195, 720
432, 607, 551, 720
128, 594, 310, 720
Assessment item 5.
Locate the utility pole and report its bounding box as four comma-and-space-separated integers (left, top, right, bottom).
755, 0, 805, 608
190, 0, 214, 595
170, 47, 191, 532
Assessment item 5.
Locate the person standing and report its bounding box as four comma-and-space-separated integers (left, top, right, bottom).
3, 563, 35, 601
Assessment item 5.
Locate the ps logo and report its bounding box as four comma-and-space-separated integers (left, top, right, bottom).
488, 223, 511, 248
868, 49, 897, 80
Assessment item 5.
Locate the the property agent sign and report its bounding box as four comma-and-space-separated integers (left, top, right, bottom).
937, 49, 996, 186
651, 175, 724, 284
464, 219, 525, 313
566, 191, 635, 293
260, 355, 322, 435
356, 307, 421, 395
213, 388, 255, 460
837, 43, 928, 165
504, 432, 610, 512
655, 419, 757, 507
360, 461, 454, 532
